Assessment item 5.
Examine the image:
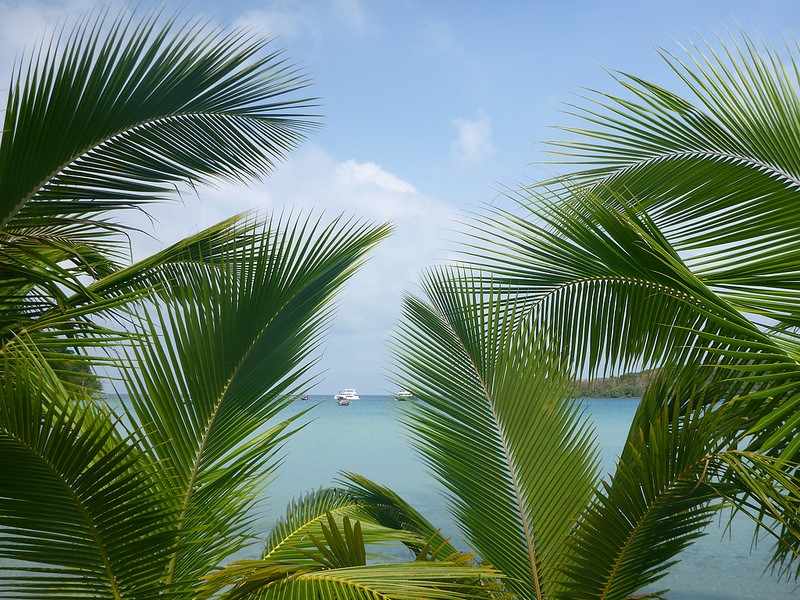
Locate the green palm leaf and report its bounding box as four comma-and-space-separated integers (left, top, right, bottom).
112, 212, 390, 586
263, 476, 474, 565
202, 561, 504, 600
392, 267, 599, 599
556, 386, 726, 599
1, 211, 391, 598
1, 4, 322, 394
544, 29, 800, 326
200, 483, 501, 600
1, 5, 318, 228
263, 487, 429, 564
263, 487, 388, 563
458, 176, 800, 468
338, 472, 461, 558
0, 343, 182, 600
455, 183, 781, 458
537, 28, 800, 464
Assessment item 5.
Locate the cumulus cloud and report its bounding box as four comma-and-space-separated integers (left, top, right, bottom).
129, 145, 456, 394
133, 143, 451, 277
337, 159, 416, 193
451, 111, 496, 166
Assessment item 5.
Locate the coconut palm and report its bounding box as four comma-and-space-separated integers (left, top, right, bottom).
0, 2, 321, 375
0, 210, 396, 598
388, 27, 800, 599
0, 5, 453, 599
0, 6, 505, 599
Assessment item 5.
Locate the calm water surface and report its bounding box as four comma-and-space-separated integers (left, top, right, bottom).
260, 395, 797, 600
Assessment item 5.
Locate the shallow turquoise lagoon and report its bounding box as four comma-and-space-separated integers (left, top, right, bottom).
261, 395, 798, 600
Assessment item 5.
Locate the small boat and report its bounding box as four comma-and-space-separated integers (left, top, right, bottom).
337, 397, 350, 406
394, 389, 414, 401
334, 388, 359, 402
300, 394, 309, 401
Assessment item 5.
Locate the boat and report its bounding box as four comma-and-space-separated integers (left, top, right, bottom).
334, 388, 359, 402
337, 397, 350, 406
300, 394, 309, 401
394, 389, 414, 401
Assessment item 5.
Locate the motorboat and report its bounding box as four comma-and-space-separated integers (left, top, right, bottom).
337, 397, 350, 406
334, 388, 359, 402
394, 389, 414, 401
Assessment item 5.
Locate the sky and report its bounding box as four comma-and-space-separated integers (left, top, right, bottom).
2, 0, 800, 395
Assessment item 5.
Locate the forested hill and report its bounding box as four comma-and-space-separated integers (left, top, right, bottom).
573, 370, 656, 398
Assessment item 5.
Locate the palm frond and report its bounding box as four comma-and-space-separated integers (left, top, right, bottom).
1, 4, 319, 229
391, 267, 600, 600
542, 29, 800, 328
199, 484, 502, 600
0, 341, 182, 599
457, 183, 769, 382
338, 472, 461, 558
264, 488, 365, 562
263, 486, 424, 564
0, 4, 324, 395
200, 560, 505, 600
302, 512, 368, 569
457, 173, 800, 467
112, 212, 390, 584
547, 28, 800, 179
556, 388, 726, 600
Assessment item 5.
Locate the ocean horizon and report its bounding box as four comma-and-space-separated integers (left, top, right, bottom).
261, 394, 798, 600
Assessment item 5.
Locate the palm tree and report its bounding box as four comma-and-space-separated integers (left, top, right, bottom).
0, 5, 476, 599
389, 27, 800, 599
0, 3, 321, 376
0, 6, 506, 599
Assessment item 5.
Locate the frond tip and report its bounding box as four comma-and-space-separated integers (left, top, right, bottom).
0, 3, 322, 230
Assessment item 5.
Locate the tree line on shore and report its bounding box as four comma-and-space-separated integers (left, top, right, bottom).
574, 370, 656, 398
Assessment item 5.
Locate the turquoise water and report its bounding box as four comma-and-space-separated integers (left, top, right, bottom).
261, 395, 798, 600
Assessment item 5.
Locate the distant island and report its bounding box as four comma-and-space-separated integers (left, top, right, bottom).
573, 370, 655, 398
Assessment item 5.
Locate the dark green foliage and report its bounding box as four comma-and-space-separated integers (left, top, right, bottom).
391, 26, 800, 599
574, 370, 657, 398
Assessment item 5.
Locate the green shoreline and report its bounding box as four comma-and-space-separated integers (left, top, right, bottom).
574, 370, 654, 398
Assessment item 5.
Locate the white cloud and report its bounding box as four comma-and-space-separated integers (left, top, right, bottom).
0, 0, 97, 79
127, 144, 456, 394
234, 0, 368, 41
451, 111, 496, 166
332, 0, 366, 31
337, 160, 416, 194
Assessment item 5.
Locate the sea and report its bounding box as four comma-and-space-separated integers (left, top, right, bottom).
259, 395, 799, 600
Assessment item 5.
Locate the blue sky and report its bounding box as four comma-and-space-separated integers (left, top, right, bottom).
3, 0, 800, 394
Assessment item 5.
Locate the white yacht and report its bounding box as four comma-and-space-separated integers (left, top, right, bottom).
334, 388, 359, 402
394, 389, 414, 401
